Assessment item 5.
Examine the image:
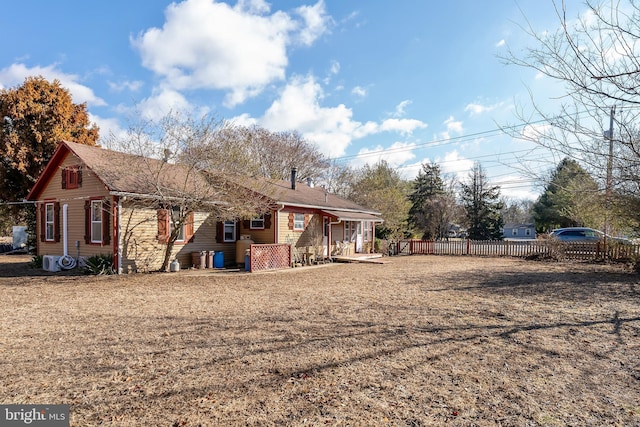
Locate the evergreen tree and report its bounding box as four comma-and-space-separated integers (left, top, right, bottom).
460, 162, 504, 240
532, 158, 601, 233
408, 162, 453, 240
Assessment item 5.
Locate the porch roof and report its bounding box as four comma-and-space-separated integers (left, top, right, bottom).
321, 210, 384, 223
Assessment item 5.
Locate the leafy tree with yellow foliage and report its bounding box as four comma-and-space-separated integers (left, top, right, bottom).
0, 76, 99, 203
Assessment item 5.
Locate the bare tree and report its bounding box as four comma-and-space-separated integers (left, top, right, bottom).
189, 124, 329, 181
501, 0, 640, 232
104, 112, 272, 271
318, 160, 357, 198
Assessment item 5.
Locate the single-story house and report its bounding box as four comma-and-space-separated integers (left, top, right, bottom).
502, 223, 536, 240
26, 141, 383, 272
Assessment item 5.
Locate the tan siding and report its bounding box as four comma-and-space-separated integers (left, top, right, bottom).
37, 152, 112, 259
238, 224, 274, 244
277, 210, 325, 259
119, 206, 236, 272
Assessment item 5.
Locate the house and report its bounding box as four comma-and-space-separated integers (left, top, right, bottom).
26, 141, 383, 272
502, 223, 536, 240
236, 168, 384, 264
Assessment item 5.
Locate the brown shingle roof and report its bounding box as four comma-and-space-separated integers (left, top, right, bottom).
28, 141, 381, 220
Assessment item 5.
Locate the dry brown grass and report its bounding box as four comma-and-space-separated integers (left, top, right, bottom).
1, 254, 639, 426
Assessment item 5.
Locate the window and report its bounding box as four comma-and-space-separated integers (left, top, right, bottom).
172, 207, 185, 241
525, 228, 532, 236
45, 203, 55, 241
293, 213, 305, 231
85, 199, 110, 245
157, 209, 194, 244
512, 229, 518, 236
363, 221, 372, 242
344, 221, 358, 242
91, 200, 103, 243
61, 166, 82, 189
250, 215, 265, 229
224, 221, 236, 242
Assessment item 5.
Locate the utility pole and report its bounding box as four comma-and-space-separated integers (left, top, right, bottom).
603, 105, 615, 258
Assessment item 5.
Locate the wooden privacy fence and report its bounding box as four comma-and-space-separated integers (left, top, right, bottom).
248, 243, 292, 272
393, 239, 640, 261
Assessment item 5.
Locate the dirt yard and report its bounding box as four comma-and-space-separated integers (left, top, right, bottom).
0, 254, 638, 426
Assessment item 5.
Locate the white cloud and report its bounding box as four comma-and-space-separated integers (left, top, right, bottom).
329, 60, 340, 75
494, 173, 539, 200
234, 74, 427, 158
520, 122, 552, 141
91, 114, 128, 146
351, 86, 367, 97
323, 60, 340, 84
134, 87, 202, 121
132, 0, 330, 107
496, 39, 506, 47
352, 141, 417, 169
465, 101, 503, 116
439, 116, 463, 140
108, 79, 144, 93
380, 118, 427, 135
235, 0, 270, 14
440, 150, 474, 182
0, 63, 105, 106
295, 0, 331, 46
392, 100, 412, 117
444, 116, 463, 133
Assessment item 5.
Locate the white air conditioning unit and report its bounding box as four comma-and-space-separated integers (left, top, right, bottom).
43, 255, 61, 272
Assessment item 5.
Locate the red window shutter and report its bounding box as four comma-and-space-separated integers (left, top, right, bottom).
157, 209, 169, 244
84, 201, 91, 244
288, 212, 294, 230
186, 212, 195, 243
102, 200, 111, 245
77, 167, 82, 187
61, 169, 67, 189
236, 222, 240, 239
215, 221, 223, 243
53, 202, 61, 242
40, 203, 45, 242
243, 219, 250, 229
264, 213, 272, 229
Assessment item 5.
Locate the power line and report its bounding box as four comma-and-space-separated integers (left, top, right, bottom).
330, 107, 608, 163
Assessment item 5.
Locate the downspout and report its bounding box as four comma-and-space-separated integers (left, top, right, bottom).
115, 196, 122, 274
275, 203, 285, 243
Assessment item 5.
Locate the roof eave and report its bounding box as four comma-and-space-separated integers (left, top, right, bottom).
25, 141, 70, 201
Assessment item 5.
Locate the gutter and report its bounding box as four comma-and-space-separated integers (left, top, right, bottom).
108, 191, 228, 206
278, 201, 382, 216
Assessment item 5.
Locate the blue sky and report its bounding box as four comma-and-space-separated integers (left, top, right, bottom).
0, 0, 589, 200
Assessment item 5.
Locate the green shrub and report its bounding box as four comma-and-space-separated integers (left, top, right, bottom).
84, 254, 115, 275
29, 254, 43, 269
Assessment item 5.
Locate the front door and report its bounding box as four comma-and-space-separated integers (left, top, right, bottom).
356, 221, 363, 253
323, 216, 329, 256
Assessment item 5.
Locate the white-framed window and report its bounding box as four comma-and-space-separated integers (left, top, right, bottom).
172, 206, 185, 242
293, 213, 305, 231
363, 221, 372, 242
344, 221, 357, 242
250, 215, 264, 229
224, 221, 236, 242
512, 229, 518, 236
525, 228, 532, 236
91, 200, 103, 243
45, 203, 55, 241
